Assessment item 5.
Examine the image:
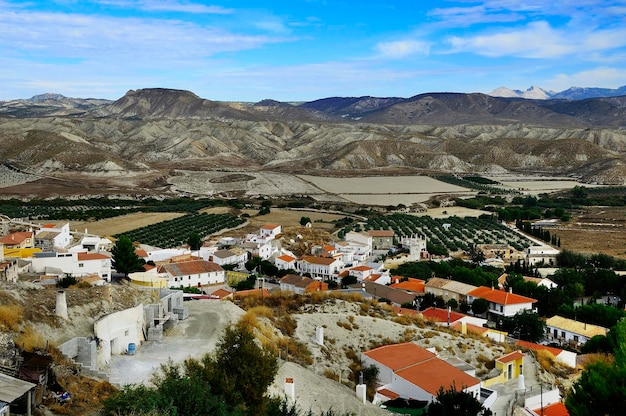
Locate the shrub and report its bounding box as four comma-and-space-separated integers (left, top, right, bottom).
0, 304, 22, 331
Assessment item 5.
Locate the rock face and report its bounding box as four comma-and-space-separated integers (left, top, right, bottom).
0, 87, 625, 189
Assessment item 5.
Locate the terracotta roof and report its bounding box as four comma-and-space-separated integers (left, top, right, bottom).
545, 315, 608, 338
300, 255, 337, 266
322, 245, 336, 252
364, 274, 384, 282
390, 278, 425, 293
368, 229, 394, 237
261, 224, 280, 230
377, 388, 400, 400
350, 265, 373, 272
496, 350, 525, 364
210, 288, 232, 299
77, 252, 110, 261
468, 286, 537, 305
277, 254, 296, 262
135, 248, 149, 257
421, 307, 466, 324
396, 357, 479, 396
515, 340, 564, 358
351, 281, 416, 305
143, 264, 156, 271
363, 342, 435, 371
533, 401, 570, 416
158, 260, 224, 277
0, 231, 33, 245
280, 274, 307, 285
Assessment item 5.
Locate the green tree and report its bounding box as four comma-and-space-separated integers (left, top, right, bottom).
188, 231, 202, 251
471, 298, 489, 315
341, 275, 358, 287
427, 386, 492, 416
501, 311, 546, 343
300, 216, 312, 226
566, 319, 626, 416
111, 235, 144, 278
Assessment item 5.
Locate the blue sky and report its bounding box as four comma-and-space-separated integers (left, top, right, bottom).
1, 0, 626, 101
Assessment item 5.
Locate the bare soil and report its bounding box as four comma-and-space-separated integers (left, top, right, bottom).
552, 206, 626, 259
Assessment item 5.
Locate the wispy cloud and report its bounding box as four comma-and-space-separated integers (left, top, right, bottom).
546, 67, 626, 90
93, 0, 233, 14
375, 40, 430, 58
0, 9, 283, 63
445, 21, 626, 59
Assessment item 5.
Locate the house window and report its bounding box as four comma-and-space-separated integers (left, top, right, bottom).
561, 331, 566, 338
125, 330, 129, 336
78, 263, 84, 268
573, 335, 579, 342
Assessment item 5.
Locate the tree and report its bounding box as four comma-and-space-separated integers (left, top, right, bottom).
501, 311, 546, 343
188, 231, 202, 251
111, 235, 144, 278
566, 319, 626, 416
427, 386, 492, 416
471, 298, 489, 315
341, 275, 358, 287
300, 216, 312, 226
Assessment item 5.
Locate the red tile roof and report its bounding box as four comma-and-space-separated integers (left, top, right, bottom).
533, 402, 570, 416
516, 340, 563, 358
135, 248, 149, 257
395, 355, 480, 396
233, 288, 270, 298
350, 265, 373, 272
77, 253, 110, 261
390, 278, 425, 293
300, 255, 337, 266
421, 307, 466, 324
261, 224, 280, 230
363, 342, 436, 371
210, 288, 232, 299
468, 286, 537, 305
377, 388, 400, 400
0, 231, 33, 245
496, 350, 525, 364
322, 245, 336, 252
277, 254, 296, 262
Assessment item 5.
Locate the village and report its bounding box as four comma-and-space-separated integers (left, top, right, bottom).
0, 210, 620, 416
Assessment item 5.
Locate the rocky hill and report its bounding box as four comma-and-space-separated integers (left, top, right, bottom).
0, 87, 625, 196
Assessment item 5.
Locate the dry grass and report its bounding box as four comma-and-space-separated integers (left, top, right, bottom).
0, 304, 23, 331
14, 324, 46, 351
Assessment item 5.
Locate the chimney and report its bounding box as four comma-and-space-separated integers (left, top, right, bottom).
56, 290, 68, 320
284, 377, 295, 401
315, 326, 324, 346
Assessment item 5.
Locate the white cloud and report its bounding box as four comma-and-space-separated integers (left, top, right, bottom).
375, 40, 430, 58
445, 21, 626, 59
545, 67, 626, 90
93, 0, 233, 14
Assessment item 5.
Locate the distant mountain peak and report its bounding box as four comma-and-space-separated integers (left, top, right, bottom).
489, 86, 553, 100
29, 93, 67, 102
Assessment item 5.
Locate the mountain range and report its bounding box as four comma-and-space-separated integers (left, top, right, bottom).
488, 85, 626, 100
0, 87, 625, 198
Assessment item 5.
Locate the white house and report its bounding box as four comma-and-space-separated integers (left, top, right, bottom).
34, 223, 73, 250
467, 286, 537, 319
362, 342, 481, 405
259, 224, 281, 240
157, 260, 225, 288
344, 231, 372, 260
207, 248, 247, 269
348, 265, 375, 281
31, 251, 112, 281
275, 254, 297, 271
74, 234, 113, 253
526, 245, 560, 266
545, 315, 608, 348
296, 255, 343, 280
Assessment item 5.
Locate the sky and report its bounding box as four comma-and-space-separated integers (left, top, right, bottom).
1, 0, 626, 101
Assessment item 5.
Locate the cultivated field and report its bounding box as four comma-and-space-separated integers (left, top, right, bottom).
70, 212, 185, 237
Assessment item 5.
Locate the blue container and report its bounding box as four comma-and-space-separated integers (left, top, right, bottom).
128, 343, 136, 355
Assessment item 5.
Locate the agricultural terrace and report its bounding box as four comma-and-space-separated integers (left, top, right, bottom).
347, 214, 534, 253
115, 213, 245, 248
